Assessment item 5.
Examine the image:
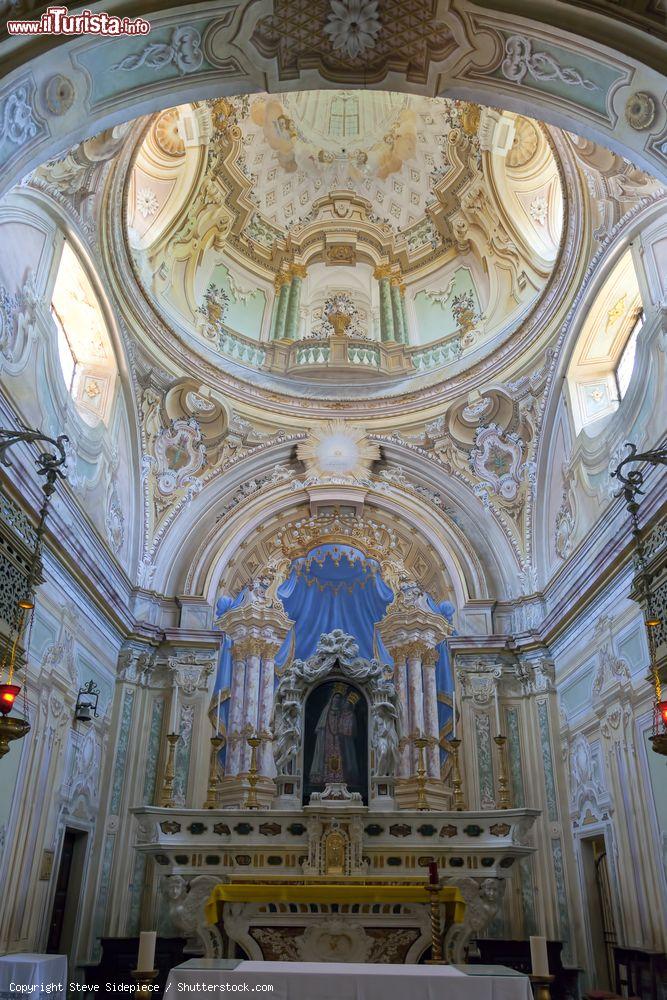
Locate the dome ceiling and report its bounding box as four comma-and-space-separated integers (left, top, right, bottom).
119, 89, 565, 401
233, 90, 478, 237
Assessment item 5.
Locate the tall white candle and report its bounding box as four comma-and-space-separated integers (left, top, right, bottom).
494, 686, 502, 734
452, 688, 457, 740
529, 936, 549, 976
137, 930, 157, 972
216, 693, 221, 736
171, 684, 179, 733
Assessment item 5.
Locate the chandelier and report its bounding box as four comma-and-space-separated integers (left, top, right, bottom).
0, 427, 67, 758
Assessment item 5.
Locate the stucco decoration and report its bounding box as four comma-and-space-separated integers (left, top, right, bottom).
324, 0, 381, 60
112, 26, 204, 76
297, 421, 380, 484
469, 424, 526, 503
0, 85, 38, 146
625, 92, 656, 131
272, 630, 398, 778
444, 877, 507, 963
251, 0, 456, 85
143, 418, 207, 500
501, 35, 598, 90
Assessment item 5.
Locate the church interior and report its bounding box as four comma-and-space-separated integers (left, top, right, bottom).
0, 2, 666, 998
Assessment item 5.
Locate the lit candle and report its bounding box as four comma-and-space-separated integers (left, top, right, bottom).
428, 861, 439, 885
216, 693, 221, 736
529, 936, 549, 976
137, 930, 157, 972
171, 684, 179, 733
494, 686, 501, 735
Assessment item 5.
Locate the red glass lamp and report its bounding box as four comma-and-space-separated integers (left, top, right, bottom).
0, 683, 20, 715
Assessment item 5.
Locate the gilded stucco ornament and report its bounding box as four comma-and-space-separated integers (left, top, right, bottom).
469, 424, 526, 502
625, 92, 656, 131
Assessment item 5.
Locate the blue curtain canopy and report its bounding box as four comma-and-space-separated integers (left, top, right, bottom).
213, 545, 456, 766
276, 544, 394, 663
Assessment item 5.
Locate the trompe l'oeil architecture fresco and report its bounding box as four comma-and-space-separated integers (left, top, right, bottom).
0, 0, 666, 995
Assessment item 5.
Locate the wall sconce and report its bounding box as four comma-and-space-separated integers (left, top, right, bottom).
75, 680, 100, 723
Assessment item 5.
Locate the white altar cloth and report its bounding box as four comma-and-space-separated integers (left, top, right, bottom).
0, 954, 67, 1000
167, 959, 533, 1000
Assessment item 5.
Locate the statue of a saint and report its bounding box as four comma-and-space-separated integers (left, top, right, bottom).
307, 682, 361, 789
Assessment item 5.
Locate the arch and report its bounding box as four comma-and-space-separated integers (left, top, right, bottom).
0, 0, 665, 208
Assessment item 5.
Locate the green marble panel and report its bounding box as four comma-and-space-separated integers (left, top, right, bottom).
537, 699, 558, 822
110, 688, 135, 815
506, 706, 525, 808
143, 697, 165, 805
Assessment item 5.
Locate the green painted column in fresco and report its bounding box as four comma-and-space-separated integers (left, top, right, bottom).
375, 266, 395, 343
390, 277, 406, 344
284, 264, 307, 341
400, 284, 410, 345
271, 273, 291, 340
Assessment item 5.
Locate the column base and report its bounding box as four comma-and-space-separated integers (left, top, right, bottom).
218, 774, 276, 809
394, 777, 453, 811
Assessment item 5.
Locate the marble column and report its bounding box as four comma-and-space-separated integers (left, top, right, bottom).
257, 639, 281, 776
226, 646, 247, 775
422, 648, 441, 777
392, 647, 411, 777
390, 277, 406, 344
374, 265, 395, 342
240, 640, 261, 772
284, 264, 307, 341
217, 591, 292, 803
378, 597, 451, 807
271, 273, 291, 340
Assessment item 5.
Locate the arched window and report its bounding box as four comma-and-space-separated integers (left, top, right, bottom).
566, 249, 643, 434
50, 241, 117, 425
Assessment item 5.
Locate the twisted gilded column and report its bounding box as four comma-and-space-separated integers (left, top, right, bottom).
374, 265, 395, 343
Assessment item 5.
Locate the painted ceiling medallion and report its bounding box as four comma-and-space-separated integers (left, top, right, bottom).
625, 92, 656, 131
297, 421, 380, 481
324, 0, 381, 60
153, 108, 185, 156
506, 117, 539, 169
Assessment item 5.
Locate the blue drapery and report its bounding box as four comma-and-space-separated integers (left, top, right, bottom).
427, 596, 456, 749
209, 588, 247, 738
275, 544, 394, 665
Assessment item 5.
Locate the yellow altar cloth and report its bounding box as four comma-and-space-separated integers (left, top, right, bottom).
205, 881, 465, 926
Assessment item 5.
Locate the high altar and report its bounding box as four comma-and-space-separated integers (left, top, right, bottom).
132, 513, 541, 965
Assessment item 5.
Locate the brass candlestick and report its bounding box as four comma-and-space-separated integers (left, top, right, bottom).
494, 734, 511, 809
424, 883, 448, 964
159, 733, 179, 808
529, 974, 555, 1000
448, 737, 466, 810
413, 733, 429, 810
243, 732, 262, 809
203, 735, 225, 809
131, 970, 159, 994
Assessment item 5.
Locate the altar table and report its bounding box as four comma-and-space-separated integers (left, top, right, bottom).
0, 954, 67, 1000
167, 959, 533, 1000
